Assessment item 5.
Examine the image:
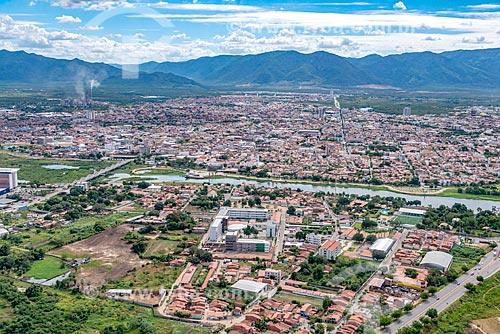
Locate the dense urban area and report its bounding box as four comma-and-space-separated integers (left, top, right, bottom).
0, 92, 499, 334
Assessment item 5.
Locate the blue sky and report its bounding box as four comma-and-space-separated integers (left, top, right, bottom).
0, 0, 499, 63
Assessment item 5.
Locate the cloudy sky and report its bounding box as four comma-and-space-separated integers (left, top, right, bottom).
0, 0, 499, 64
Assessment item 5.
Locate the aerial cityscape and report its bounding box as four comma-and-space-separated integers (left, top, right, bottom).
0, 1, 499, 334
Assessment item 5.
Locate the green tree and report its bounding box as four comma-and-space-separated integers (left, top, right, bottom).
0, 244, 10, 256
322, 296, 332, 310
131, 241, 147, 255
353, 232, 365, 242
426, 308, 438, 319
287, 206, 296, 215
366, 234, 377, 243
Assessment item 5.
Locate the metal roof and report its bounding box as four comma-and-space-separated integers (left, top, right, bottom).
231, 279, 267, 294
420, 251, 453, 270
370, 238, 394, 253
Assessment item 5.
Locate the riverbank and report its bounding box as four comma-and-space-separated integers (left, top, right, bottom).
130, 166, 500, 202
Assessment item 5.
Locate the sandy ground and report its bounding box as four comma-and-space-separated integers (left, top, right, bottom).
52, 224, 148, 287
472, 318, 500, 334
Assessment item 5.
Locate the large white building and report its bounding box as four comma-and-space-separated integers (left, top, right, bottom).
420, 251, 453, 272
231, 279, 268, 295
266, 220, 276, 238
236, 239, 270, 252
0, 168, 19, 191
224, 207, 269, 220
370, 238, 395, 259
209, 218, 223, 242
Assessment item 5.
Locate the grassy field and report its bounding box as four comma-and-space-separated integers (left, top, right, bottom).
394, 215, 423, 225
436, 187, 500, 202
0, 151, 112, 184
137, 168, 185, 176
0, 297, 13, 321
449, 245, 489, 275
274, 291, 323, 309
24, 255, 68, 279
106, 263, 184, 290
22, 212, 140, 251
143, 238, 179, 257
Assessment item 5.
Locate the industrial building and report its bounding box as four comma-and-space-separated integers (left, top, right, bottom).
370, 238, 395, 259
231, 279, 268, 295
420, 251, 453, 272
0, 168, 19, 193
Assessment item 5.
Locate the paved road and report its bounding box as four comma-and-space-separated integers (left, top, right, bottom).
386, 245, 500, 333
323, 200, 339, 239
20, 159, 132, 209
272, 207, 287, 262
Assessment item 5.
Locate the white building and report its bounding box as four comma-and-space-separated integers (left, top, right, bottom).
264, 269, 282, 281
266, 220, 277, 238
370, 238, 395, 259
0, 168, 18, 190
225, 207, 269, 220
231, 279, 268, 295
209, 218, 223, 242
305, 233, 323, 246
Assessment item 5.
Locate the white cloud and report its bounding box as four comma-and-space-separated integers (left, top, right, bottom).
79, 25, 104, 31
467, 4, 500, 10
423, 36, 440, 41
56, 15, 82, 24
393, 1, 407, 11
151, 2, 262, 12
462, 36, 490, 44
170, 33, 190, 41
51, 0, 134, 11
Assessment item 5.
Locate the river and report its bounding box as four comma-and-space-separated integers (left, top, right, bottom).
110, 173, 499, 212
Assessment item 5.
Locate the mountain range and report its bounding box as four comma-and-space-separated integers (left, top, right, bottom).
1, 48, 500, 93
141, 48, 500, 90
0, 50, 204, 94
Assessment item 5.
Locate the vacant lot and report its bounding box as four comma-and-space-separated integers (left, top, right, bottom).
51, 224, 147, 287
274, 292, 323, 309
21, 212, 138, 251
107, 263, 184, 290
0, 151, 111, 184
473, 318, 500, 334
25, 255, 68, 279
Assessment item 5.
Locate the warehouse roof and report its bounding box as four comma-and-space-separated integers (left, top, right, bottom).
231, 280, 267, 294
370, 238, 394, 253
420, 251, 453, 271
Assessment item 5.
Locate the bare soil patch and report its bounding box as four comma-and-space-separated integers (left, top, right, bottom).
472, 317, 500, 334
52, 224, 147, 287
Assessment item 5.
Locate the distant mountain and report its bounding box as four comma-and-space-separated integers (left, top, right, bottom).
0, 50, 204, 93
2, 48, 500, 93
141, 50, 377, 87
141, 48, 500, 90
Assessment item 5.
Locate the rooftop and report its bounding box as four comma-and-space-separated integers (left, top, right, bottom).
231, 279, 267, 294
